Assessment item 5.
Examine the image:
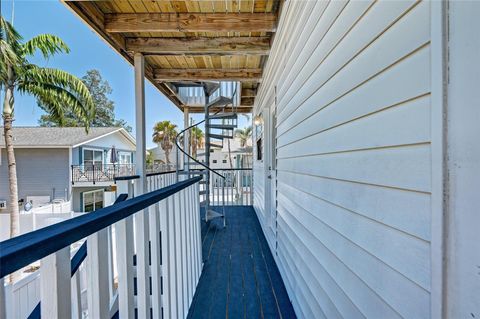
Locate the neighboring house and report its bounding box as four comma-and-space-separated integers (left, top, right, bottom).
148, 144, 180, 167
196, 136, 253, 169
0, 127, 135, 214
150, 136, 252, 170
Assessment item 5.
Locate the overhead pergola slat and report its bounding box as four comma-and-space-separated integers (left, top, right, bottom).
153, 68, 263, 81
126, 36, 271, 55
105, 13, 277, 33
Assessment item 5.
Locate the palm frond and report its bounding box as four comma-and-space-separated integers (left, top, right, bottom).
23, 34, 70, 58
18, 81, 95, 130
22, 66, 95, 116
0, 15, 22, 44
0, 39, 19, 67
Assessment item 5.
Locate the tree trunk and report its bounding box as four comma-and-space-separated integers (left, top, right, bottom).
3, 86, 21, 283
165, 148, 170, 164
3, 91, 19, 239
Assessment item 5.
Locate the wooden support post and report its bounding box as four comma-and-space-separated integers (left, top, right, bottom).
40, 247, 71, 319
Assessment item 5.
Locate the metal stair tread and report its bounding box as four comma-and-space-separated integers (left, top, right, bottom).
206, 96, 233, 109
203, 82, 220, 96
207, 123, 237, 130
207, 112, 238, 120
207, 142, 223, 148
209, 133, 233, 140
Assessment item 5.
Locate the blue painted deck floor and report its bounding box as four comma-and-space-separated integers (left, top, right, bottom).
188, 206, 296, 319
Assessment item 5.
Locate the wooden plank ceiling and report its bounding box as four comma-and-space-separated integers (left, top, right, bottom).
63, 0, 281, 113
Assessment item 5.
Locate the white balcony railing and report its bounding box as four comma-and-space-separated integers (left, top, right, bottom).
0, 171, 202, 319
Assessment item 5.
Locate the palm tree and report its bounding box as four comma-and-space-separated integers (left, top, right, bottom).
152, 120, 178, 164
235, 126, 253, 148
1, 16, 94, 241
190, 126, 204, 158
235, 126, 253, 169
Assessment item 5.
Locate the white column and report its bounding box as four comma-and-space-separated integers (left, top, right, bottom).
183, 106, 190, 170
134, 53, 147, 194
133, 53, 151, 318
442, 2, 480, 318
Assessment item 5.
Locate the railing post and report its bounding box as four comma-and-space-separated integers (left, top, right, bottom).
40, 246, 71, 318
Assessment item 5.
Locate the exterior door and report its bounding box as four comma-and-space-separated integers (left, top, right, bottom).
265, 87, 277, 253
268, 107, 277, 243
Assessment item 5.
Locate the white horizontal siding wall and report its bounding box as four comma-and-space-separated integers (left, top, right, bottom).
253, 1, 434, 318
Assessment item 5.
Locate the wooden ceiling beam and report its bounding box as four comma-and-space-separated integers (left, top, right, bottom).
154, 69, 262, 82
240, 97, 255, 106
126, 36, 270, 55
105, 13, 277, 33
241, 88, 257, 97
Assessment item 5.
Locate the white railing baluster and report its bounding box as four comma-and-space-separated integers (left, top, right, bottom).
115, 215, 135, 319
160, 196, 171, 318
176, 191, 186, 318
135, 177, 151, 319
135, 208, 151, 318
149, 200, 162, 318
107, 226, 115, 300
182, 188, 189, 313
190, 185, 197, 287
168, 193, 179, 318
0, 278, 6, 319
195, 182, 203, 275
71, 271, 82, 319
40, 246, 71, 318
87, 228, 110, 318
186, 186, 194, 303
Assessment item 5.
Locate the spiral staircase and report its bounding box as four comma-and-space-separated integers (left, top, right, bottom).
175, 81, 239, 227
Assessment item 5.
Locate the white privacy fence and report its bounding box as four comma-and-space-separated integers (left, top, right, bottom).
0, 174, 202, 319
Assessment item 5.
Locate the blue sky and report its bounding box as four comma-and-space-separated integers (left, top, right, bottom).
0, 1, 249, 148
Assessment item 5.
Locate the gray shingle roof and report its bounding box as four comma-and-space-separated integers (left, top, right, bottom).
0, 127, 123, 147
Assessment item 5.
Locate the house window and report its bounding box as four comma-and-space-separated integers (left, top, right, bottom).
84, 149, 103, 169
222, 160, 227, 163
83, 189, 104, 212
119, 153, 131, 165
213, 160, 217, 163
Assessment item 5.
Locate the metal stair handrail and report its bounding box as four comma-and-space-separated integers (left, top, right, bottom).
175, 111, 225, 179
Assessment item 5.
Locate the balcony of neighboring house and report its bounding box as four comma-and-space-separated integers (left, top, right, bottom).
71, 163, 136, 185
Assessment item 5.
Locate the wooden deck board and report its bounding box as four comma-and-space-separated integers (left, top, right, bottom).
188, 206, 296, 319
